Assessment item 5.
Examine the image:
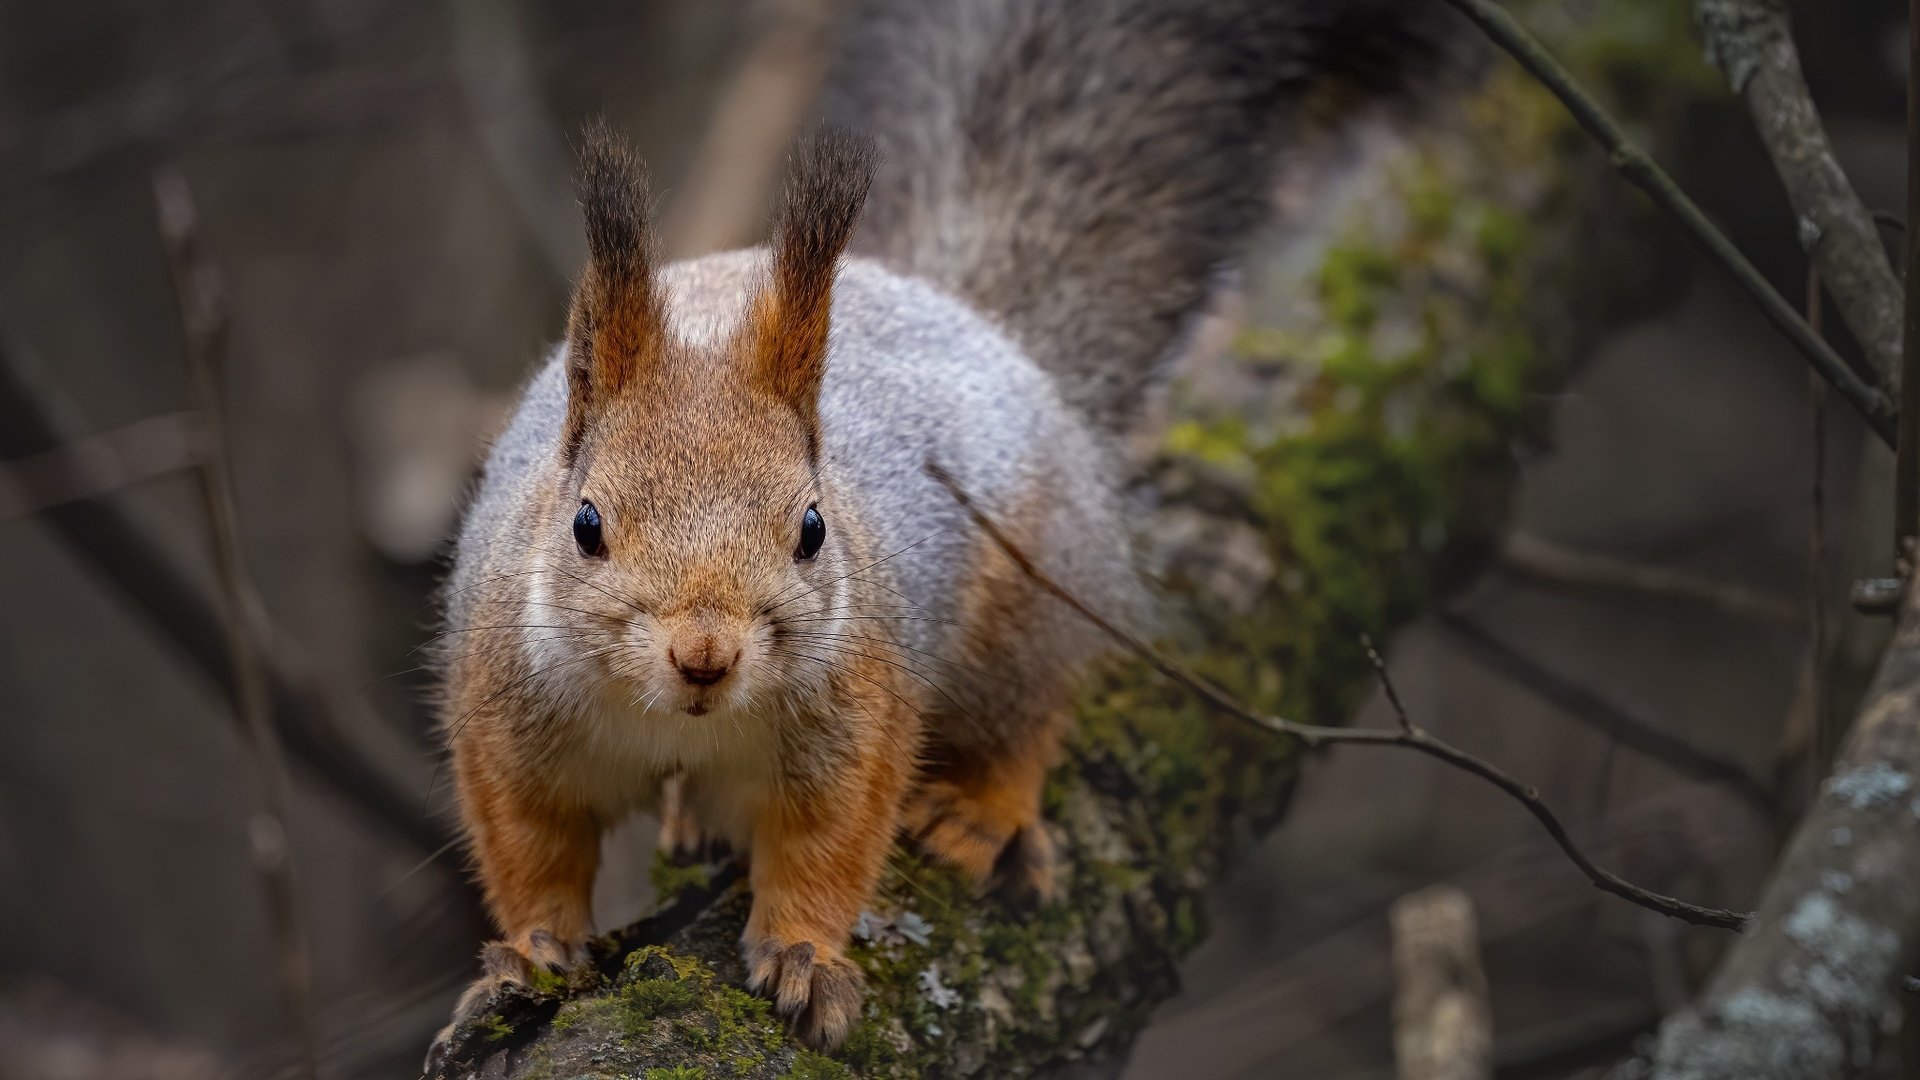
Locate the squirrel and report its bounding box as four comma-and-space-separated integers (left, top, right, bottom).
428, 0, 1461, 1063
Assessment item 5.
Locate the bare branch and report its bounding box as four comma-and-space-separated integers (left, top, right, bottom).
1651, 562, 1920, 1079
1899, 0, 1920, 558
1776, 267, 1833, 818
0, 340, 452, 857
447, 0, 585, 281
1498, 532, 1798, 626
1696, 0, 1904, 385
1437, 0, 1897, 446
0, 411, 200, 522
661, 0, 842, 258
928, 462, 1752, 931
1390, 885, 1493, 1080
155, 167, 319, 1079
1436, 612, 1774, 813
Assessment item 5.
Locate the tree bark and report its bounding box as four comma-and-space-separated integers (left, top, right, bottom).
1391, 886, 1493, 1080
1651, 569, 1920, 1079
1695, 0, 1904, 387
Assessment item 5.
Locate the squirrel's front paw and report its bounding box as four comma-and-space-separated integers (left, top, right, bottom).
423, 931, 586, 1075
744, 936, 864, 1049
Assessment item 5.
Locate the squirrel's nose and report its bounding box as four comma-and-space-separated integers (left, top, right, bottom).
669, 640, 737, 687
678, 659, 729, 687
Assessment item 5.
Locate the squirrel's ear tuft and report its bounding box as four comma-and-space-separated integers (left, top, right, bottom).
564, 117, 665, 459
746, 128, 877, 448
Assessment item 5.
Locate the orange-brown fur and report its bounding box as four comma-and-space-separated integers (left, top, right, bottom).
903, 488, 1080, 898
430, 126, 965, 1058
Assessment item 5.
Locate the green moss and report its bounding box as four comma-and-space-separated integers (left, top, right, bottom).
784, 1050, 855, 1080
837, 1019, 907, 1076
645, 1068, 709, 1080
1317, 244, 1400, 331
545, 945, 788, 1075
652, 850, 715, 903
481, 1014, 515, 1042
525, 964, 568, 997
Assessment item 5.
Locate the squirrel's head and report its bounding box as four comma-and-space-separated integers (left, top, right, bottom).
531, 120, 877, 728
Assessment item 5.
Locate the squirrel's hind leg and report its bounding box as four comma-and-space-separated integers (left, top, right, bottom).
905, 715, 1065, 903
657, 772, 732, 862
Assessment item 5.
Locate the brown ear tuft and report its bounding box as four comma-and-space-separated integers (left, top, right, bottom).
564, 117, 665, 460
747, 128, 877, 448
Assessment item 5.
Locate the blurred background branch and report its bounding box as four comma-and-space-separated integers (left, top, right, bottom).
156, 164, 320, 1080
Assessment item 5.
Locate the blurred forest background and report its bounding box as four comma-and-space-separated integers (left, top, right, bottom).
0, 1, 1911, 1078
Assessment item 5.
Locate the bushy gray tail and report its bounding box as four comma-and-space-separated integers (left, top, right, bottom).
822, 0, 1471, 434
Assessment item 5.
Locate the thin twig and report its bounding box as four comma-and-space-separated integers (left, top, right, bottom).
1435, 612, 1773, 813
928, 463, 1751, 931
0, 410, 200, 522
1437, 0, 1896, 446
1498, 532, 1798, 625
1808, 266, 1830, 789
155, 167, 318, 1079
1362, 633, 1413, 736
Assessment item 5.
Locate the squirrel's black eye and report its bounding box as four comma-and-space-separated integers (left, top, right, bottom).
574, 500, 605, 558
797, 505, 826, 561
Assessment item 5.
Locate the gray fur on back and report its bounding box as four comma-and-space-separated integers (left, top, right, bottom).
822, 0, 1467, 434
451, 251, 1133, 679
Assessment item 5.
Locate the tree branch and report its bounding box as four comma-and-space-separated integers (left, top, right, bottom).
1390, 885, 1493, 1080
1651, 563, 1920, 1079
1497, 532, 1798, 626
660, 0, 840, 258
155, 166, 320, 1080
1436, 611, 1775, 813
0, 340, 452, 856
0, 411, 199, 522
1437, 0, 1898, 446
1898, 0, 1920, 558
1695, 0, 1904, 386
423, 60, 1725, 1075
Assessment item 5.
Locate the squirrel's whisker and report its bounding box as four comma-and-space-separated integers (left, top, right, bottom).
770, 637, 983, 736
762, 530, 944, 614
765, 647, 926, 764
777, 629, 988, 681
371, 631, 614, 687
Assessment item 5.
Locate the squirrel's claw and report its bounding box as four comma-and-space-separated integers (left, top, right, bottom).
744, 937, 864, 1049
421, 932, 587, 1077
